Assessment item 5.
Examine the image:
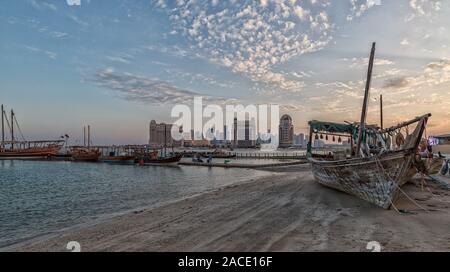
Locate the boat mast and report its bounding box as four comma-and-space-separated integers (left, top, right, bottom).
83, 126, 86, 147
11, 109, 14, 149
380, 94, 383, 130
356, 42, 376, 157
1, 104, 4, 149
88, 125, 91, 149
164, 124, 167, 157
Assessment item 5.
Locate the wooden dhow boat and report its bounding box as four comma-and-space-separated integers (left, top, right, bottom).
71, 147, 101, 162
137, 150, 183, 166
101, 152, 135, 165
308, 115, 429, 209
0, 144, 62, 159
307, 43, 431, 209
141, 153, 183, 165
0, 105, 64, 159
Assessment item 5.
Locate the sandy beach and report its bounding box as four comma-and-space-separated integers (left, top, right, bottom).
4, 166, 450, 252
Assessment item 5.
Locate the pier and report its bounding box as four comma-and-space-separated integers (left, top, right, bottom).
179, 159, 308, 169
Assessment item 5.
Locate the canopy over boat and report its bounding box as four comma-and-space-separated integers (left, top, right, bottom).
308, 120, 355, 135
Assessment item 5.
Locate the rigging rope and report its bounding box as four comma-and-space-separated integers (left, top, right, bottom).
2, 112, 12, 140
374, 156, 429, 213
13, 114, 26, 141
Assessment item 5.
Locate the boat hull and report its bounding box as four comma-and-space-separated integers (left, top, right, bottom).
72, 157, 100, 162
0, 147, 60, 160
309, 151, 414, 209
141, 154, 183, 166
101, 156, 135, 165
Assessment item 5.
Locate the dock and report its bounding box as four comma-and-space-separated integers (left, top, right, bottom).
179, 160, 307, 169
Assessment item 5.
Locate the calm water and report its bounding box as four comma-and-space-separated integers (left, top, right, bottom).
0, 160, 271, 247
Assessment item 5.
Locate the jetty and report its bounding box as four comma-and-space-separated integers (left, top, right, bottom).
179, 159, 307, 169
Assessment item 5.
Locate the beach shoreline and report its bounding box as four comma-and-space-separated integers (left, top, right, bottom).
3, 168, 450, 252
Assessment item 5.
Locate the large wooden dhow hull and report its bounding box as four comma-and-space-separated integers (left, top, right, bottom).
0, 146, 61, 160
309, 150, 416, 209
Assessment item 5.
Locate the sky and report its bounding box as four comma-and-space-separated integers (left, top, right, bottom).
1, 0, 450, 145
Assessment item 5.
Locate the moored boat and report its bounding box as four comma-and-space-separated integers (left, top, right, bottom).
138, 149, 183, 165
307, 43, 431, 209
101, 154, 135, 164
71, 148, 101, 162
0, 145, 62, 159
141, 153, 183, 166
1, 105, 65, 159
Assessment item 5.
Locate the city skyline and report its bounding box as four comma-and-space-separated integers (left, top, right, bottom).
1, 0, 450, 145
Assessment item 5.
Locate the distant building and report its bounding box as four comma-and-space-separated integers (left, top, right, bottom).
149, 120, 181, 147
279, 114, 294, 148
233, 117, 257, 148
183, 129, 210, 147
211, 125, 231, 147
294, 133, 305, 147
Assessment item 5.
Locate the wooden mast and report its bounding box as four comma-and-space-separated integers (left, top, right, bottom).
11, 109, 14, 149
380, 94, 383, 130
356, 42, 376, 157
1, 105, 4, 149
164, 124, 167, 157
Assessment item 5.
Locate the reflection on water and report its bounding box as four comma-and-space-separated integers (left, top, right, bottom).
0, 160, 271, 247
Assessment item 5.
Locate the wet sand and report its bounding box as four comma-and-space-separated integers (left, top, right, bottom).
4, 168, 450, 252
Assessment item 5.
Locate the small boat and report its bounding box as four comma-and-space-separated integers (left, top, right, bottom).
307, 43, 431, 209
71, 148, 101, 162
101, 155, 135, 165
101, 152, 135, 165
141, 153, 183, 165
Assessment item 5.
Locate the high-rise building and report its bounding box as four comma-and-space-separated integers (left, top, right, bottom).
294, 133, 305, 147
279, 114, 294, 148
232, 117, 256, 148
149, 120, 181, 147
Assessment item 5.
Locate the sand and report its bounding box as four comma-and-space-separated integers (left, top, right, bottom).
4, 168, 450, 252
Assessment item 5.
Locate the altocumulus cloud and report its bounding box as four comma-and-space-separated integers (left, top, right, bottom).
93, 68, 238, 105
152, 0, 379, 92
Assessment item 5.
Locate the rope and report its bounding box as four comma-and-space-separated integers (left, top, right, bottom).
2, 113, 12, 139
395, 183, 429, 212
374, 156, 429, 213
13, 115, 26, 141
418, 174, 450, 204
389, 197, 401, 214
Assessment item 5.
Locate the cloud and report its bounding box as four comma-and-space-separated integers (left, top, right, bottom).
106, 56, 131, 64
162, 68, 236, 89
383, 58, 450, 89
152, 1, 379, 92
409, 0, 442, 16
340, 57, 395, 68
69, 15, 88, 27
66, 0, 81, 6
383, 77, 410, 88
22, 45, 57, 60
30, 0, 57, 11
93, 68, 237, 105
400, 38, 409, 46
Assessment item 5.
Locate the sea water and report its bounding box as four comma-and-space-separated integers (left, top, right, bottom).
0, 160, 271, 247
